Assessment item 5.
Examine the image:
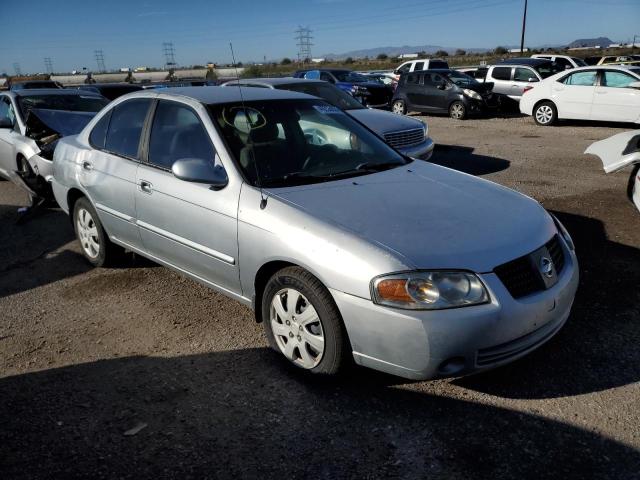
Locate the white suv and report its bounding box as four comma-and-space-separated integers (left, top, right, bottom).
531, 54, 587, 70
394, 59, 449, 79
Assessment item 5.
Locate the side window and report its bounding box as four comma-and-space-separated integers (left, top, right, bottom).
432, 73, 445, 85
474, 68, 488, 80
89, 110, 112, 149
562, 71, 597, 86
406, 74, 418, 85
0, 98, 14, 125
148, 100, 214, 170
514, 68, 536, 82
602, 71, 636, 88
413, 61, 425, 72
319, 72, 334, 83
397, 63, 411, 74
555, 57, 572, 70
492, 67, 512, 81
104, 98, 152, 158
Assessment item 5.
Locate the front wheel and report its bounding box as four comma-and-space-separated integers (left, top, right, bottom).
392, 99, 407, 115
533, 101, 557, 126
262, 267, 349, 375
449, 101, 466, 120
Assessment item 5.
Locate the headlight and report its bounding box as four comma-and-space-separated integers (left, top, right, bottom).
463, 89, 482, 100
549, 213, 575, 251
371, 271, 489, 310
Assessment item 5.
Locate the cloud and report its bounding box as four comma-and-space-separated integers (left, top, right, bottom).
137, 11, 169, 17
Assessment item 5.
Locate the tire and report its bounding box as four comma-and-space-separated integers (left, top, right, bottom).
449, 101, 467, 120
262, 266, 349, 375
72, 197, 120, 267
533, 101, 557, 126
392, 99, 407, 115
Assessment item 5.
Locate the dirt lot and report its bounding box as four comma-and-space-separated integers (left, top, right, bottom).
1, 114, 639, 479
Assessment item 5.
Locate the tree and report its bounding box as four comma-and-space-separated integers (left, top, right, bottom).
343, 57, 354, 64
455, 49, 466, 56
435, 50, 449, 57
494, 46, 508, 55
281, 57, 292, 65
376, 53, 388, 60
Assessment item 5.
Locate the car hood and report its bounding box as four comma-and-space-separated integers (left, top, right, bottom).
585, 130, 640, 173
267, 161, 555, 273
348, 108, 425, 136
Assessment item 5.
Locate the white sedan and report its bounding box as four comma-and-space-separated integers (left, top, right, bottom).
520, 66, 640, 126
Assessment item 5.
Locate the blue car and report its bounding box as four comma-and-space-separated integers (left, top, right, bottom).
293, 69, 393, 108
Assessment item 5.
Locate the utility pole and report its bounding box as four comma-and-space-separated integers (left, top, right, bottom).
520, 0, 528, 54
44, 57, 53, 75
295, 26, 313, 63
162, 42, 177, 69
94, 50, 106, 73
13, 62, 22, 76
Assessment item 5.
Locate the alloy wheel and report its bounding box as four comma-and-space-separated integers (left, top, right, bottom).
392, 101, 405, 114
270, 288, 325, 369
535, 105, 554, 124
76, 208, 100, 259
450, 103, 465, 119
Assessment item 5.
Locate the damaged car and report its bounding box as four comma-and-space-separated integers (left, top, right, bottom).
586, 130, 640, 213
0, 89, 109, 202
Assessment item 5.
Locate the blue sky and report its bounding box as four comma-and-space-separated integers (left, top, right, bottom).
0, 0, 638, 74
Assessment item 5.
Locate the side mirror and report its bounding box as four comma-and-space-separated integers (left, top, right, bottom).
0, 118, 13, 129
628, 81, 640, 89
172, 158, 228, 189
528, 77, 539, 83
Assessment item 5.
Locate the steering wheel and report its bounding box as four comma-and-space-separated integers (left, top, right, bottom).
304, 128, 329, 146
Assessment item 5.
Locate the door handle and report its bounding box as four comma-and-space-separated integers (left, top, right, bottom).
139, 180, 153, 194
82, 161, 93, 171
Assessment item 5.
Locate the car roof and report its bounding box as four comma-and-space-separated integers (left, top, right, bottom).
12, 88, 104, 97
129, 85, 318, 104
495, 57, 552, 66
225, 77, 324, 87
79, 83, 144, 88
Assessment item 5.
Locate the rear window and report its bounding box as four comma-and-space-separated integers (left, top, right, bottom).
492, 67, 512, 80
429, 61, 449, 69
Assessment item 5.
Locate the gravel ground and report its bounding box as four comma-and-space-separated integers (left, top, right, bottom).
1, 114, 639, 479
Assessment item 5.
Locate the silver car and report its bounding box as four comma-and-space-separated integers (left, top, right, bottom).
51, 87, 579, 380
222, 77, 434, 160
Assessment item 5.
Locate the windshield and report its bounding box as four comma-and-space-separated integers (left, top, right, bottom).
18, 94, 109, 118
571, 57, 587, 67
279, 82, 365, 110
333, 71, 370, 83
444, 71, 479, 86
209, 99, 407, 188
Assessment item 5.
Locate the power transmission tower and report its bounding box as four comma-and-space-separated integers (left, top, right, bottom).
94, 50, 106, 73
13, 63, 22, 76
44, 57, 54, 74
295, 26, 313, 63
162, 42, 177, 69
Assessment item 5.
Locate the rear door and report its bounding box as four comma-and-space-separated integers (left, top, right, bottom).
135, 99, 241, 293
80, 98, 152, 249
552, 70, 597, 119
403, 73, 423, 108
592, 70, 640, 122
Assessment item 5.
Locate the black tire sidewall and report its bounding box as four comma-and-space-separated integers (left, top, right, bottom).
262, 267, 347, 375
73, 197, 109, 267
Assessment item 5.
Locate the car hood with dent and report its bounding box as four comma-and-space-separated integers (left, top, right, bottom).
348, 108, 426, 136
267, 161, 556, 273
585, 130, 640, 173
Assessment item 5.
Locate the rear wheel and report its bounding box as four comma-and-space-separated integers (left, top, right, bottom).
392, 99, 407, 115
533, 101, 557, 126
449, 101, 467, 120
262, 266, 349, 375
73, 197, 121, 267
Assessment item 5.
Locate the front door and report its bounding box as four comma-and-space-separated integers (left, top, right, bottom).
592, 70, 640, 122
512, 67, 538, 98
80, 98, 152, 249
135, 99, 241, 294
423, 72, 449, 111
552, 70, 597, 119
0, 97, 18, 176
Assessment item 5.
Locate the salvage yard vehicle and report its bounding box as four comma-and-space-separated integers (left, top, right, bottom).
530, 54, 587, 70
393, 59, 450, 79
51, 87, 578, 380
586, 130, 640, 213
481, 58, 561, 102
293, 69, 393, 108
222, 77, 434, 159
76, 83, 144, 101
9, 80, 63, 91
392, 69, 495, 119
0, 89, 109, 198
519, 66, 640, 126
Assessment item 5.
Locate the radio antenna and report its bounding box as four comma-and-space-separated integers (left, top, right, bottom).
230, 42, 267, 209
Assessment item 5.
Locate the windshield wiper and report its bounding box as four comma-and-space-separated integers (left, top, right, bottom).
353, 161, 406, 172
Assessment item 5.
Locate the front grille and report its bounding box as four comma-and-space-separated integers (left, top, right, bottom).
494, 235, 566, 299
384, 128, 425, 149
476, 316, 565, 366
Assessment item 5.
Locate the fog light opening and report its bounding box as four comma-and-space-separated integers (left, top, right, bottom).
437, 357, 466, 376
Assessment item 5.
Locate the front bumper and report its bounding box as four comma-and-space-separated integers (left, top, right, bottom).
331, 238, 579, 380
399, 136, 435, 161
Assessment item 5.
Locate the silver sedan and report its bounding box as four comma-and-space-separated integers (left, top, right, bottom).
51, 87, 578, 380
